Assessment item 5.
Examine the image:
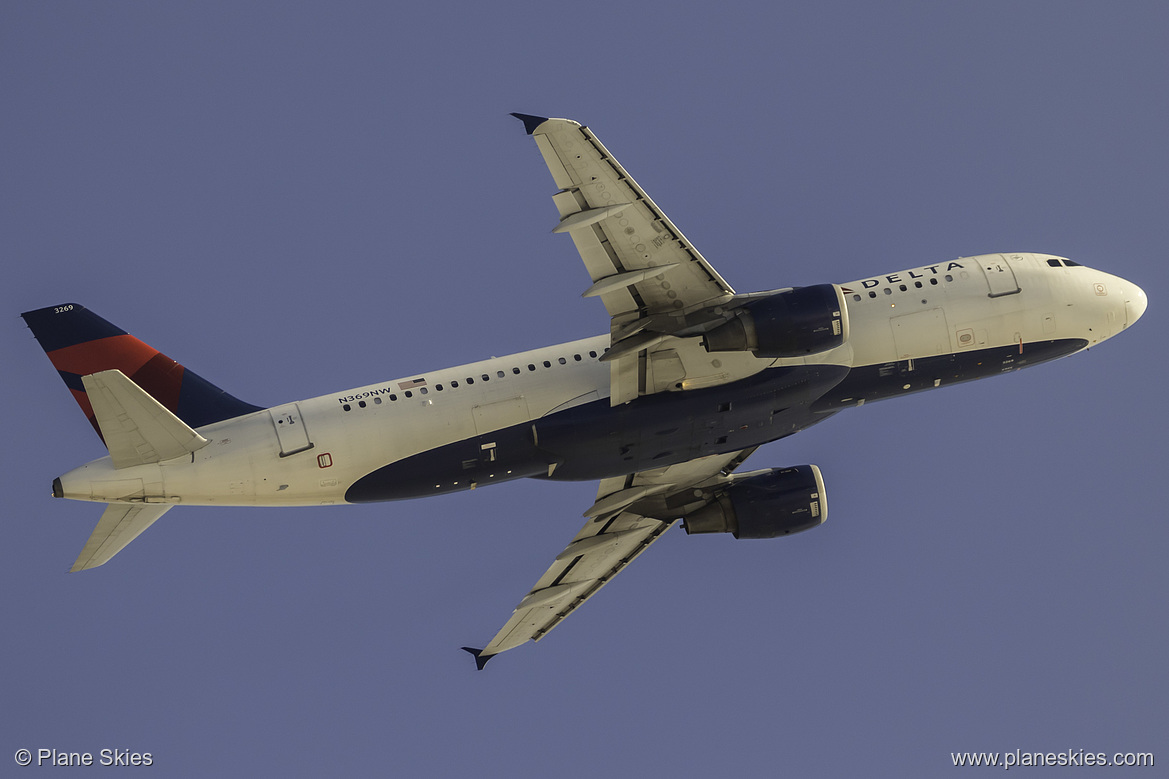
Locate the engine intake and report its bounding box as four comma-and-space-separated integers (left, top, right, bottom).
702, 284, 848, 357
682, 465, 827, 539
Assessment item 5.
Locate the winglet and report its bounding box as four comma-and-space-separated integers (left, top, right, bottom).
461, 646, 495, 671
510, 113, 548, 135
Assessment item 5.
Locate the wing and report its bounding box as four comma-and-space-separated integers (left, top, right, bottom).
514, 114, 747, 404
463, 448, 757, 669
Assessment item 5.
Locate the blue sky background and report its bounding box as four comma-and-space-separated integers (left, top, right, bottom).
3, 2, 1166, 775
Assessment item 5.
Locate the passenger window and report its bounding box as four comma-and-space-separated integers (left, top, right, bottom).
528, 364, 536, 371
404, 391, 413, 398
558, 357, 566, 365
481, 374, 489, 381
512, 367, 520, 374
945, 274, 953, 282
450, 381, 458, 388
466, 377, 474, 385
543, 360, 551, 368
497, 370, 505, 378
574, 354, 582, 361
853, 294, 862, 301
436, 384, 444, 391
589, 351, 597, 358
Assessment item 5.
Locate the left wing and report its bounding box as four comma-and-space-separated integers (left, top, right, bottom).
514, 114, 749, 404
463, 448, 756, 669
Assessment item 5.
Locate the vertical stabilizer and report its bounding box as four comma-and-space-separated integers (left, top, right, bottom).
21, 304, 261, 440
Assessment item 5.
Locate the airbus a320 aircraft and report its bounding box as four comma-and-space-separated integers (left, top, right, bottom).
24, 115, 1146, 668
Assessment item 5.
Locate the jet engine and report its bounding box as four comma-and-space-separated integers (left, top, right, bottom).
702, 284, 848, 358
682, 465, 827, 539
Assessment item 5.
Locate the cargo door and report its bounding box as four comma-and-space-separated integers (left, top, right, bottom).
890, 308, 951, 359
472, 396, 530, 435
269, 402, 314, 457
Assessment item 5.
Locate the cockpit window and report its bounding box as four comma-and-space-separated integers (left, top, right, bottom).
1047, 259, 1062, 267
1063, 259, 1081, 267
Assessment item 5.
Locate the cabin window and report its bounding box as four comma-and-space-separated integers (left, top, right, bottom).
497, 370, 505, 378
466, 377, 474, 384
450, 380, 458, 388
342, 404, 351, 411
374, 397, 382, 405
528, 364, 536, 371
945, 274, 953, 282
358, 401, 366, 408
869, 291, 877, 298
930, 278, 938, 285
543, 360, 551, 368
899, 284, 907, 291
404, 391, 413, 398
481, 374, 490, 382
884, 288, 892, 295
558, 357, 566, 365
390, 394, 398, 401
513, 367, 521, 374
589, 350, 598, 358
436, 384, 444, 391
574, 354, 582, 361
419, 387, 428, 395
853, 294, 861, 301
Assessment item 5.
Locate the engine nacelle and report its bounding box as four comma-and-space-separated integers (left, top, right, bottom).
682, 465, 827, 539
702, 284, 848, 358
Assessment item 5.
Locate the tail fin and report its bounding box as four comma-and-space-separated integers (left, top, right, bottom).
21, 303, 261, 438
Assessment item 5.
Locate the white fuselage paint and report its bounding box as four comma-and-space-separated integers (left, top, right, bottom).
56, 253, 1146, 508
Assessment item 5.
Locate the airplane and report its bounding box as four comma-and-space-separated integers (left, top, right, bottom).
23, 114, 1147, 669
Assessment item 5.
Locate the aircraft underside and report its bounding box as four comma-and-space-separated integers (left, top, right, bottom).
345, 337, 1087, 503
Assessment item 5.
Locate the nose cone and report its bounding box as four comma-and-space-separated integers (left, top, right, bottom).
1127, 283, 1148, 326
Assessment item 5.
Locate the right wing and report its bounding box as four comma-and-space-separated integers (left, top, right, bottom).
464, 448, 756, 668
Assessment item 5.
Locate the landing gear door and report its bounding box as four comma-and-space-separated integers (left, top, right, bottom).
981, 254, 1021, 298
270, 402, 314, 457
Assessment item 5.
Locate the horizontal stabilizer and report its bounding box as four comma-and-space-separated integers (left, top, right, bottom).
71, 503, 172, 572
83, 369, 210, 469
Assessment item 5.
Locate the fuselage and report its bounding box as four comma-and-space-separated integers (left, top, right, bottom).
55, 253, 1146, 509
